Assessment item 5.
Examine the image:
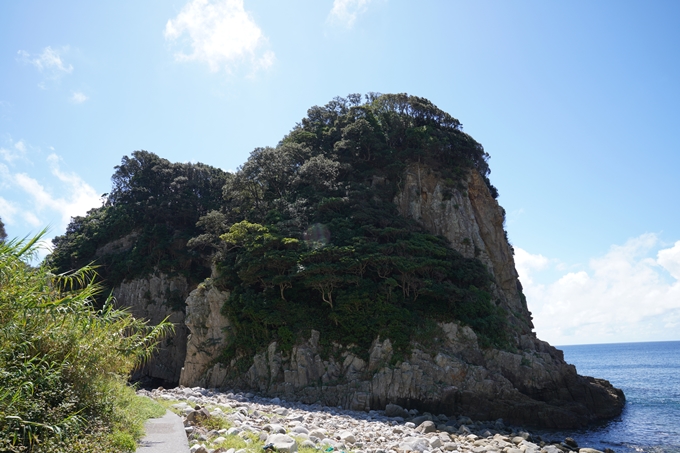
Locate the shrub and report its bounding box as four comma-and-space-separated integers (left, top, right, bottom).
0, 232, 172, 452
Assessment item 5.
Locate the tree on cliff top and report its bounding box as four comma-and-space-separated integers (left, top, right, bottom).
0, 217, 6, 242
48, 151, 229, 296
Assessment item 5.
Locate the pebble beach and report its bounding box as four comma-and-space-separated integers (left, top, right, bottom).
138, 387, 608, 453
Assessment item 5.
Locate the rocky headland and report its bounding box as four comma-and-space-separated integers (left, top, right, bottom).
49, 94, 625, 430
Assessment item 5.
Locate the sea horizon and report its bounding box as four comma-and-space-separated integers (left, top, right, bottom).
556, 339, 680, 348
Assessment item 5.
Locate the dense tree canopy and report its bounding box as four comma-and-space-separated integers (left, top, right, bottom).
49, 93, 509, 361
49, 151, 229, 295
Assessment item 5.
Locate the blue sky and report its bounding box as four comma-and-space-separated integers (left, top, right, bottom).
1, 0, 679, 346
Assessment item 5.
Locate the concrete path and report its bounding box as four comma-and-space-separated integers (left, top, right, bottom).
136, 410, 189, 453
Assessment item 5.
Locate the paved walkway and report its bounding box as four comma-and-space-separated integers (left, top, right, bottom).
136, 410, 189, 453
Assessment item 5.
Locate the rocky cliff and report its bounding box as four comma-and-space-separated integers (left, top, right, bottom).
179, 279, 231, 387
113, 271, 189, 385
177, 166, 625, 429
394, 164, 530, 335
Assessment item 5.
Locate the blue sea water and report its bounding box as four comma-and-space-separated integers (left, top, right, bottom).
542, 341, 680, 453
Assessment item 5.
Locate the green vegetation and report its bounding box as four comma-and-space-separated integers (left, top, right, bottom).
48, 151, 229, 305
212, 94, 508, 362
0, 232, 171, 452
0, 216, 6, 242
49, 93, 511, 376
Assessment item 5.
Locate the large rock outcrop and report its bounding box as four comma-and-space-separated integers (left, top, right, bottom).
113, 272, 189, 384
179, 281, 231, 387
177, 167, 625, 429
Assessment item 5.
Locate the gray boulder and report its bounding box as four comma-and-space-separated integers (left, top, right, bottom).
416, 421, 437, 433
385, 403, 409, 418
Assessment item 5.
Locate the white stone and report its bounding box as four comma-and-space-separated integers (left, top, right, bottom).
266, 434, 298, 453
429, 437, 443, 449
399, 437, 430, 452
291, 425, 309, 435
339, 431, 356, 444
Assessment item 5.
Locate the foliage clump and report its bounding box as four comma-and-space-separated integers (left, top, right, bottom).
48, 151, 229, 301
0, 233, 170, 452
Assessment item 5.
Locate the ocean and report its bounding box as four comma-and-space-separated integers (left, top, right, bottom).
541, 341, 680, 453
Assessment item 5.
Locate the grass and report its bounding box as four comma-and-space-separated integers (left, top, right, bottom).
160, 398, 328, 453
107, 382, 166, 450
0, 231, 173, 452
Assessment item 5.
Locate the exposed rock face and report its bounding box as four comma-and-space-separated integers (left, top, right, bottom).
179, 282, 231, 387
113, 272, 189, 384
394, 165, 531, 335
181, 318, 623, 428
176, 167, 625, 428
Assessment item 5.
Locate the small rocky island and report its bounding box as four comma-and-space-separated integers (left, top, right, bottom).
50, 93, 624, 429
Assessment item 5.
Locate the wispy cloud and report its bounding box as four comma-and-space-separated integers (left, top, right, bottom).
0, 148, 101, 233
70, 91, 89, 104
0, 196, 19, 225
516, 233, 680, 345
0, 138, 29, 164
18, 46, 73, 88
506, 208, 525, 226
328, 0, 373, 28
164, 0, 274, 74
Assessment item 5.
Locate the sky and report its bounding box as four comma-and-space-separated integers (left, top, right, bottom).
1, 0, 679, 346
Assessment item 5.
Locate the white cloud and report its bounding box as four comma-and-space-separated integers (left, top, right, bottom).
0, 152, 100, 233
254, 49, 275, 72
0, 196, 19, 224
658, 241, 680, 281
164, 0, 274, 74
18, 46, 73, 87
514, 247, 549, 286
0, 138, 29, 163
70, 91, 88, 104
517, 233, 680, 346
328, 0, 373, 28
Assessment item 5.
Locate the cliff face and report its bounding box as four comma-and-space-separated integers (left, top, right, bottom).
176, 166, 625, 429
113, 272, 189, 385
394, 165, 530, 336
179, 281, 231, 387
